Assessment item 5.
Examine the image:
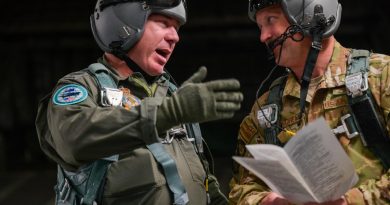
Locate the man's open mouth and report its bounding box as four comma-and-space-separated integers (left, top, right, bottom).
156, 48, 170, 59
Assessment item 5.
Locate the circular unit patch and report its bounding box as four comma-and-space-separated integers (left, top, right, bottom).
53, 84, 88, 105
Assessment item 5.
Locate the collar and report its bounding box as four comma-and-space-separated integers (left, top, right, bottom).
98, 56, 172, 96
283, 41, 350, 100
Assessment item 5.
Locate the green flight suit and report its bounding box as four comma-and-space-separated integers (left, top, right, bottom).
36, 57, 227, 205
229, 41, 390, 205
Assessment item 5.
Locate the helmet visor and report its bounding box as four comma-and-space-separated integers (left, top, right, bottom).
248, 0, 280, 22
147, 0, 181, 8
99, 0, 184, 11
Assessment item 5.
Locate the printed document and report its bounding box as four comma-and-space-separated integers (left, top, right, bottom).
233, 117, 358, 204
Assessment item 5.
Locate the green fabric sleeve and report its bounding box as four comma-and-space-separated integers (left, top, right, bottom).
43, 72, 162, 169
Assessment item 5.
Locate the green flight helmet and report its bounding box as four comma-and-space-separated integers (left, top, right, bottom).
248, 0, 342, 38
90, 0, 187, 53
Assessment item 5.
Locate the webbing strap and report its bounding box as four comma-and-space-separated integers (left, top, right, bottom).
168, 82, 204, 154
264, 76, 287, 146
57, 159, 112, 205
147, 143, 189, 205
346, 49, 390, 170
298, 33, 322, 120
88, 63, 117, 89
81, 160, 111, 205
185, 123, 204, 154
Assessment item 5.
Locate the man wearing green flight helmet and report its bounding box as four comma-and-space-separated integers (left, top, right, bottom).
36, 0, 243, 204
230, 0, 390, 204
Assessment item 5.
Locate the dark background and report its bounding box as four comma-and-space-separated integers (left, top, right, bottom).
1, 1, 390, 204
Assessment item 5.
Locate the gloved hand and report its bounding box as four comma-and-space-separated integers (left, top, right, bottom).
156, 66, 243, 133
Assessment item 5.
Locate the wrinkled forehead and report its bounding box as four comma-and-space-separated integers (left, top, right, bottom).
255, 5, 283, 21
148, 13, 181, 28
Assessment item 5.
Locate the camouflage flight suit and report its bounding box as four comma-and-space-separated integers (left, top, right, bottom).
36, 57, 227, 205
229, 41, 390, 205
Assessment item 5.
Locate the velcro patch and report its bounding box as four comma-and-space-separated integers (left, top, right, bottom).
53, 84, 88, 105
239, 116, 257, 144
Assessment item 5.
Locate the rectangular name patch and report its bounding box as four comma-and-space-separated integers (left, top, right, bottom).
323, 96, 347, 110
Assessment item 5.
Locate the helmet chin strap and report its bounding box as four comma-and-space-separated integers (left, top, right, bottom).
111, 47, 156, 84
297, 4, 335, 122
298, 32, 323, 121
266, 24, 304, 59
256, 24, 303, 98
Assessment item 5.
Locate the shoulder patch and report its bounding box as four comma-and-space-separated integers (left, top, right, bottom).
53, 84, 88, 105
239, 116, 258, 144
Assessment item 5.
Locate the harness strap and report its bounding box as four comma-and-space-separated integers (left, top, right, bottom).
167, 82, 204, 154
88, 64, 189, 204
56, 159, 112, 205
80, 160, 111, 205
168, 80, 216, 203
263, 75, 288, 146
262, 48, 390, 170
146, 143, 189, 205
346, 50, 390, 170
88, 63, 117, 89
298, 33, 323, 120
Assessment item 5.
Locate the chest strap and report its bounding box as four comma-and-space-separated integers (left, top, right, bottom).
168, 78, 216, 203
167, 81, 204, 154
345, 49, 390, 170
88, 64, 189, 204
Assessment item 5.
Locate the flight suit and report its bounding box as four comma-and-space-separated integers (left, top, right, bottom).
229, 41, 390, 205
36, 57, 227, 205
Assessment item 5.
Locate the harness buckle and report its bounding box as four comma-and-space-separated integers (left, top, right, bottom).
345, 72, 368, 98
162, 127, 193, 144
59, 178, 71, 203
100, 87, 123, 107
257, 104, 278, 129
332, 114, 359, 139
311, 41, 322, 50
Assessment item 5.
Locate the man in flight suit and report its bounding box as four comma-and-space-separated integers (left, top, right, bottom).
229, 0, 390, 204
36, 0, 243, 204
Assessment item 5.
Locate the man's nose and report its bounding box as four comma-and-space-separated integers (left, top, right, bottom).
166, 27, 180, 44
259, 29, 272, 43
